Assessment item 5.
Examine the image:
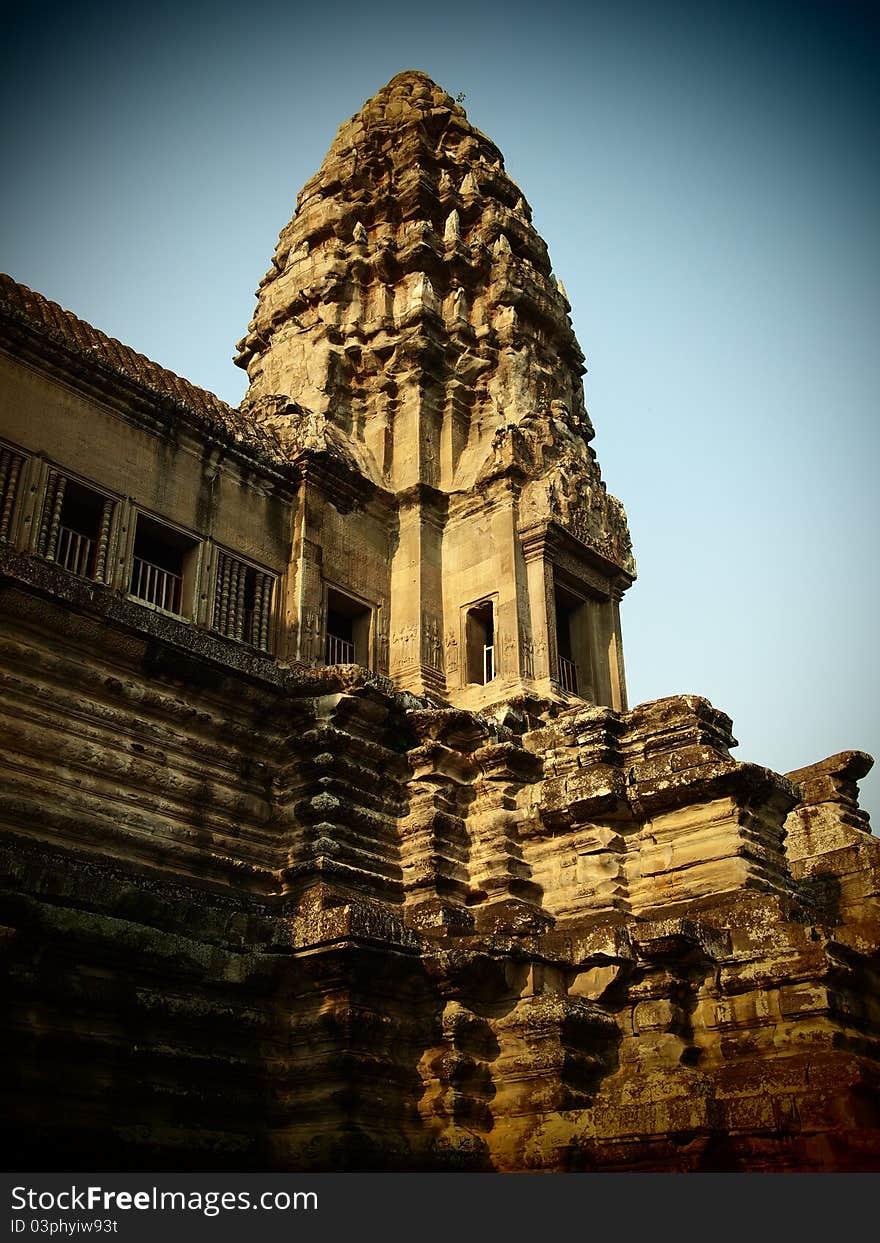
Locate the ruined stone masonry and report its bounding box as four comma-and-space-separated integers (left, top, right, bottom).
1, 71, 877, 1171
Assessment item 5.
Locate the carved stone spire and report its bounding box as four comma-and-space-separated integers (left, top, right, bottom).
235, 70, 594, 490
236, 71, 634, 707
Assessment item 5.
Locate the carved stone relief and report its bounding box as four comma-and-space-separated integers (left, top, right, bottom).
392, 625, 417, 664
421, 611, 443, 670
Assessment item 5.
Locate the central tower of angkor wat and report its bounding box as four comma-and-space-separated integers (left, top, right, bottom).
235, 69, 633, 714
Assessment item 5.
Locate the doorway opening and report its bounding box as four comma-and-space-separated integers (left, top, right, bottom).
554, 583, 589, 696
325, 588, 372, 667
465, 600, 495, 685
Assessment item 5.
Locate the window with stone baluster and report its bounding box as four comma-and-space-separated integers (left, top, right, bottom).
37, 469, 115, 583
211, 550, 276, 652
324, 587, 372, 667
128, 512, 199, 618
0, 443, 27, 545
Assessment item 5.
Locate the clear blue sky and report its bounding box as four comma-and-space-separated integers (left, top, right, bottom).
3, 0, 878, 825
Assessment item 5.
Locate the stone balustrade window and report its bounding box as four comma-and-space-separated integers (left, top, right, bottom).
212, 551, 275, 651
0, 445, 26, 543
38, 470, 114, 582
129, 513, 198, 618
554, 583, 593, 700
324, 587, 371, 667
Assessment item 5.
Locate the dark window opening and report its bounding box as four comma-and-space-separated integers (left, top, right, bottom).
129, 514, 197, 617
466, 600, 495, 685
57, 482, 104, 578
325, 588, 371, 666
40, 472, 114, 582
554, 584, 586, 696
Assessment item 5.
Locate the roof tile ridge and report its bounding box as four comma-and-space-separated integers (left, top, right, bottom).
0, 272, 238, 419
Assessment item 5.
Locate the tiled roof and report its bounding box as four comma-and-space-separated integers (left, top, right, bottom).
0, 274, 281, 463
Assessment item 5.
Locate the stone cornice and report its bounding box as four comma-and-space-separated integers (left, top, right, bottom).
295, 449, 378, 513
0, 285, 298, 491
394, 481, 449, 517
518, 519, 635, 592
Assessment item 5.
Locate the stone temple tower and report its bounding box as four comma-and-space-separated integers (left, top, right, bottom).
1, 69, 877, 1174
235, 70, 634, 714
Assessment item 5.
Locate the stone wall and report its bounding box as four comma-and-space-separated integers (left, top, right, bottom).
2, 552, 876, 1171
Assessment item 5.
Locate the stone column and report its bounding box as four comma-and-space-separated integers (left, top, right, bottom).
608, 587, 627, 712
491, 490, 520, 682
389, 488, 446, 696
199, 538, 217, 629
0, 447, 24, 545
389, 492, 423, 689
520, 526, 556, 686
110, 498, 136, 594
19, 455, 49, 554
285, 477, 324, 666
587, 597, 611, 706
419, 493, 446, 695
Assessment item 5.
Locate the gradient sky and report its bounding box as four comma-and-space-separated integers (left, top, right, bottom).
3, 0, 878, 824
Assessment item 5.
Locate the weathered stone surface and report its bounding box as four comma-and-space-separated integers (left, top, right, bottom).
0, 71, 877, 1172
235, 68, 632, 709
